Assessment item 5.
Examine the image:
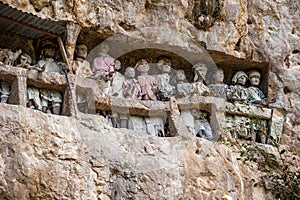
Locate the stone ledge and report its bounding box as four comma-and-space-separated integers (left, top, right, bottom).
27, 70, 69, 92
226, 102, 272, 119
177, 95, 226, 111
0, 64, 27, 79
0, 64, 226, 139
110, 98, 170, 116
93, 95, 227, 116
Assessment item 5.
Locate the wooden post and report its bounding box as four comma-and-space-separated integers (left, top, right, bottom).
57, 36, 70, 67
57, 36, 77, 117
65, 23, 81, 68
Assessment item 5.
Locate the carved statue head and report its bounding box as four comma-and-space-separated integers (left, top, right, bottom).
232, 71, 248, 86
114, 60, 121, 71
20, 54, 32, 65
176, 69, 186, 82
193, 62, 207, 82
98, 42, 110, 54
248, 70, 261, 87
157, 56, 172, 73
42, 40, 57, 49
41, 40, 57, 59
134, 59, 150, 74
125, 67, 135, 78
75, 44, 88, 59
209, 68, 224, 84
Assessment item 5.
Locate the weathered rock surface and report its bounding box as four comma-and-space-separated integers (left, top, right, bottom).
0, 0, 299, 199
1, 103, 297, 199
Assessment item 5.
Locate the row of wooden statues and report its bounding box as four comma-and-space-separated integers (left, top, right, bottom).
81, 43, 267, 140
90, 43, 267, 105
0, 41, 66, 114
0, 41, 268, 141
79, 43, 214, 138
0, 42, 267, 106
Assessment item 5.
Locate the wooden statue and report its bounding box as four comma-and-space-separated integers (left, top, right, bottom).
191, 62, 210, 96
156, 56, 174, 101
135, 59, 158, 101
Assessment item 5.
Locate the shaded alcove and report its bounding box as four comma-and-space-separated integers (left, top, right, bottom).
0, 33, 36, 64
0, 33, 69, 67
78, 26, 269, 95
115, 48, 194, 82
208, 51, 269, 96
84, 28, 216, 83
26, 71, 71, 116
87, 45, 269, 96
0, 75, 17, 105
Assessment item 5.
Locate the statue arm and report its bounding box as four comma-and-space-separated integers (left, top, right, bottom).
122, 80, 130, 97
84, 61, 93, 76
151, 76, 158, 92
58, 62, 68, 74
226, 85, 235, 100
28, 62, 45, 72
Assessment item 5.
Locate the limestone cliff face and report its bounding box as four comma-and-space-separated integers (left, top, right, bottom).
0, 0, 299, 199
0, 104, 280, 199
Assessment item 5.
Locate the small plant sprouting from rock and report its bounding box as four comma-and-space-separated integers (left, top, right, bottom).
219, 137, 300, 200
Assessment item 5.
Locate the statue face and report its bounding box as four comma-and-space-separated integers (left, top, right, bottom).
136, 60, 149, 73
44, 47, 56, 58
194, 65, 207, 79
191, 109, 198, 117
99, 44, 110, 54
125, 67, 135, 78
237, 75, 247, 85
114, 60, 121, 70
213, 70, 224, 83
20, 55, 28, 65
158, 59, 171, 73
176, 70, 186, 81
1, 81, 10, 88
77, 47, 87, 58
250, 76, 260, 86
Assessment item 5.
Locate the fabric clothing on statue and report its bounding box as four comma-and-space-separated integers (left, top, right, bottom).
37, 58, 62, 74
122, 78, 142, 100
137, 75, 158, 100
0, 81, 10, 98
40, 89, 62, 107
72, 59, 92, 77
145, 116, 165, 137
176, 82, 192, 97
194, 119, 213, 140
191, 82, 210, 96
247, 86, 265, 103
128, 116, 147, 133
156, 73, 174, 100
27, 87, 42, 110
227, 84, 249, 102
209, 83, 228, 100
111, 72, 125, 98
0, 81, 10, 103
92, 55, 115, 73
181, 110, 195, 135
